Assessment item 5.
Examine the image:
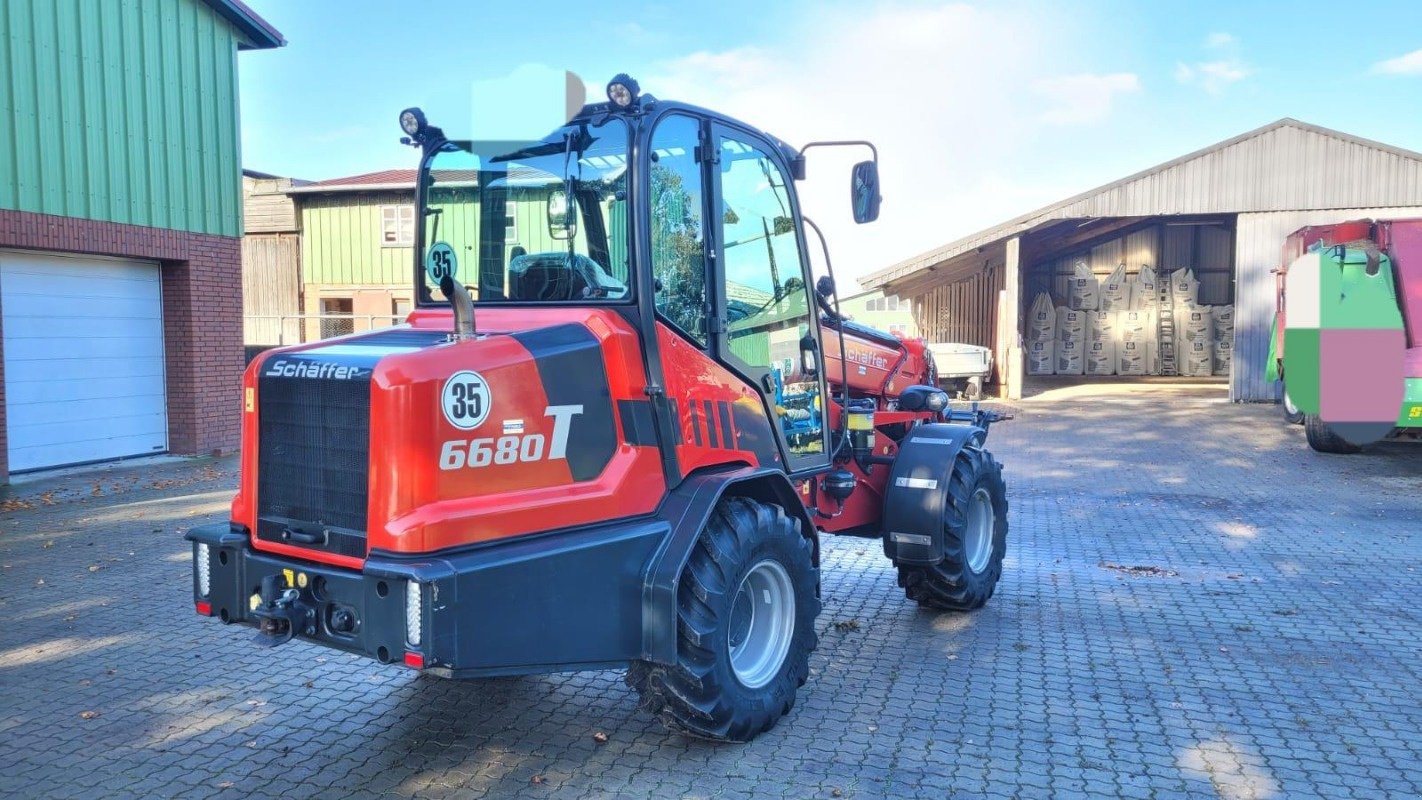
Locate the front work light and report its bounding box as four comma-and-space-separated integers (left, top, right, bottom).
399, 107, 427, 137
606, 74, 640, 108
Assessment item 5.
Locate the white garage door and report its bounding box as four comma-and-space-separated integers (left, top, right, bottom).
2, 251, 168, 472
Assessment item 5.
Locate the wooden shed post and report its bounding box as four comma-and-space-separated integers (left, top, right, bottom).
1003, 236, 1023, 400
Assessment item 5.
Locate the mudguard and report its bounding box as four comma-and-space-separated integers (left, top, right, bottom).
880, 423, 983, 565
641, 465, 816, 665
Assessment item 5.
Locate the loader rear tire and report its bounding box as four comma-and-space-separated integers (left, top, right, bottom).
896, 447, 1008, 611
1304, 415, 1362, 454
627, 497, 818, 742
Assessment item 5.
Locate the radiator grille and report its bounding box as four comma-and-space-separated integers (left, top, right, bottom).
257, 371, 371, 554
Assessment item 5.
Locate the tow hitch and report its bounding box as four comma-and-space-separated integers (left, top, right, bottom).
250, 573, 316, 647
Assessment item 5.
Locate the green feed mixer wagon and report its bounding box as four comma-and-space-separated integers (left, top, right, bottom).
1270, 218, 1422, 453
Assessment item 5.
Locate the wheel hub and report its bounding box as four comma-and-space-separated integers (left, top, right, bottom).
728, 559, 795, 689
963, 487, 994, 574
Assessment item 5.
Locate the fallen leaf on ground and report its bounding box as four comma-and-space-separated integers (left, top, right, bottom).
832, 619, 860, 633
530, 775, 545, 785
592, 731, 608, 744
88, 565, 100, 573
1099, 561, 1179, 577
79, 711, 99, 720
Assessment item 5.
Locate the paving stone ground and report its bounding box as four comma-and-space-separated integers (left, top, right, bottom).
1, 387, 1420, 799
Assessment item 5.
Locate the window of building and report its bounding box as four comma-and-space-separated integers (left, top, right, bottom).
392, 298, 412, 319
888, 323, 908, 336
320, 297, 354, 338
381, 205, 415, 247
504, 206, 518, 243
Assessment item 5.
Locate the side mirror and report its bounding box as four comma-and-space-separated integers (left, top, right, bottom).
815, 275, 836, 299
850, 160, 880, 224
547, 191, 577, 240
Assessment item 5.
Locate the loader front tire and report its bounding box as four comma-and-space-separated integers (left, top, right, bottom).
628, 497, 818, 742
896, 447, 1008, 611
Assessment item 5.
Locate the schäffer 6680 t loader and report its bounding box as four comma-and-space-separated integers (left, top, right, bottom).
188, 75, 1009, 741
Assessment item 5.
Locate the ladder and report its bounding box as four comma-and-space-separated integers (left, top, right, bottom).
1157, 284, 1178, 376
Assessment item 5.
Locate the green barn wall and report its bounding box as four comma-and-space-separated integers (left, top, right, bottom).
0, 0, 243, 237
300, 190, 625, 289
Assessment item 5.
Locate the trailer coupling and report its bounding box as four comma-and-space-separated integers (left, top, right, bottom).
250, 573, 317, 647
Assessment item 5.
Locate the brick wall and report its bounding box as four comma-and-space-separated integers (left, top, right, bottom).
0, 209, 244, 481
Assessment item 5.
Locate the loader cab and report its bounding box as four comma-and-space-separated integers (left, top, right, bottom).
402, 80, 879, 479
641, 104, 834, 473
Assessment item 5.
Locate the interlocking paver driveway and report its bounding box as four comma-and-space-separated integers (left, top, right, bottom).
2, 387, 1419, 799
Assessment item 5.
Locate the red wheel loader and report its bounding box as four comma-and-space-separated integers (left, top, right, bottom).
188, 76, 1009, 741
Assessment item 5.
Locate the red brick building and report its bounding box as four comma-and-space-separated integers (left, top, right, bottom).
0, 0, 283, 481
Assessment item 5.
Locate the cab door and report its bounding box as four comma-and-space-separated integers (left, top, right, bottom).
708, 125, 831, 472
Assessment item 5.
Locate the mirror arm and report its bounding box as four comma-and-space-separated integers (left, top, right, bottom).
793, 140, 879, 179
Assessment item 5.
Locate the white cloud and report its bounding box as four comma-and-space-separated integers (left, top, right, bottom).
1034, 73, 1141, 125
1204, 32, 1235, 49
646, 2, 1121, 286
1372, 48, 1422, 75
1176, 32, 1249, 94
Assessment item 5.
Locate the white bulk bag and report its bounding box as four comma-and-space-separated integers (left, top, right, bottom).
1068, 260, 1100, 311
1086, 339, 1116, 376
1027, 339, 1055, 375
1182, 339, 1213, 377
1055, 338, 1085, 375
1055, 308, 1087, 341
1169, 267, 1199, 306
1087, 311, 1115, 342
1117, 339, 1147, 376
1100, 263, 1131, 312
1027, 292, 1056, 342
1181, 305, 1214, 344
1132, 265, 1159, 310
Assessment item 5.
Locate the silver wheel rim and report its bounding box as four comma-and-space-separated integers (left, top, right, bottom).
964, 488, 994, 574
1284, 391, 1299, 416
728, 559, 796, 689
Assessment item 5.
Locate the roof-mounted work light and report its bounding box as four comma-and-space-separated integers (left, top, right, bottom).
606, 74, 640, 108
399, 107, 427, 138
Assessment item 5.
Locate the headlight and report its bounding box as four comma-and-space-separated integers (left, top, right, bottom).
405, 581, 423, 646
195, 543, 211, 598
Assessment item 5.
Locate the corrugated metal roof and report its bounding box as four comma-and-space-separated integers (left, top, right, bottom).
862, 118, 1422, 289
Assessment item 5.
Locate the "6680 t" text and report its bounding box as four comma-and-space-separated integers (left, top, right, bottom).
438, 404, 582, 470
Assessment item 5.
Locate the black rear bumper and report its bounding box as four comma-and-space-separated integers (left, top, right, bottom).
186, 518, 671, 677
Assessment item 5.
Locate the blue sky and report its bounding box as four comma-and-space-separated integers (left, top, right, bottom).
238, 0, 1422, 285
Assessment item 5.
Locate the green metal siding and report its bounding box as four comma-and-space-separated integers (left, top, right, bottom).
300, 191, 623, 288
301, 193, 419, 286
0, 0, 244, 237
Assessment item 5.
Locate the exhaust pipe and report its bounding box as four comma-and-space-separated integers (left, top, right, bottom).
439, 275, 476, 340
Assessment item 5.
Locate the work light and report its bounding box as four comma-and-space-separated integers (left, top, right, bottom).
399, 107, 427, 137
606, 74, 640, 108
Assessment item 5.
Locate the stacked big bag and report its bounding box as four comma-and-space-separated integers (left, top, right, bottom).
1166, 267, 1234, 377
1213, 305, 1235, 376
1026, 292, 1056, 376
1025, 262, 1233, 378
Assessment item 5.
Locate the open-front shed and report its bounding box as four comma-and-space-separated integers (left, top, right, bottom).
860, 119, 1422, 401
